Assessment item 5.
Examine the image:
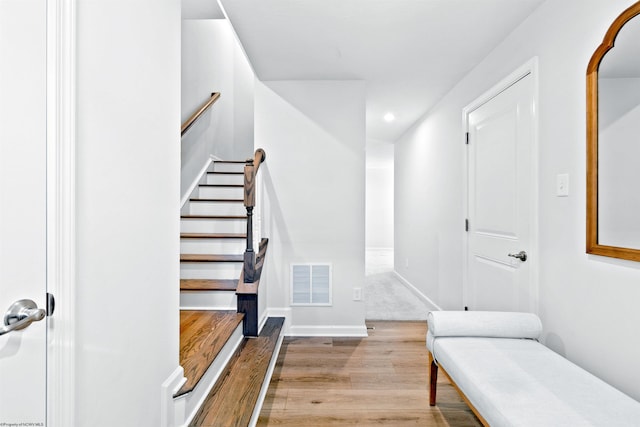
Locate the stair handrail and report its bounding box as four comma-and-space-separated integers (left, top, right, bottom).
181, 92, 221, 137
243, 148, 266, 282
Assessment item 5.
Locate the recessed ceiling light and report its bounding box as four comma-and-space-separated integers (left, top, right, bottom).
383, 112, 395, 122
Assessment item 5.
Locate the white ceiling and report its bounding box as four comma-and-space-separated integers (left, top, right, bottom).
218, 0, 544, 142
182, 0, 225, 19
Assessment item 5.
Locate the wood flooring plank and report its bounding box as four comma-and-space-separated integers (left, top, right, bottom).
349, 372, 429, 390
258, 409, 480, 426
282, 389, 429, 412
176, 310, 244, 397
189, 317, 285, 427
257, 321, 482, 427
267, 371, 352, 390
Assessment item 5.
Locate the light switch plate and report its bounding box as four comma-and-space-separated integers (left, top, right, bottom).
557, 173, 569, 197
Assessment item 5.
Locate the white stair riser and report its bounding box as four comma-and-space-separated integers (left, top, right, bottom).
196, 186, 244, 199
189, 202, 246, 216
206, 173, 244, 185
180, 239, 246, 255
180, 218, 247, 234
180, 262, 243, 279
179, 290, 237, 310
213, 162, 245, 173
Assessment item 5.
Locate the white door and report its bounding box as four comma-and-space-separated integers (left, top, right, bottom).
466, 72, 535, 313
0, 0, 48, 424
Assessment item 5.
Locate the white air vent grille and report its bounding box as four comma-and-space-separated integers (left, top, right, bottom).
291, 264, 332, 306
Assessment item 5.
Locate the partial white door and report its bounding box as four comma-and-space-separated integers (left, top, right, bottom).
0, 0, 48, 424
466, 72, 535, 313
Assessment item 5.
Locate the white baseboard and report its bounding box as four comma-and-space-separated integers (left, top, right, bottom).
393, 271, 442, 312
265, 308, 367, 337
161, 366, 187, 427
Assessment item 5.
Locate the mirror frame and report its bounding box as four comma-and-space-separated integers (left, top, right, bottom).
587, 1, 640, 261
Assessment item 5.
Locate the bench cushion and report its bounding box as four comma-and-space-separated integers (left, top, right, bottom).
427, 310, 542, 339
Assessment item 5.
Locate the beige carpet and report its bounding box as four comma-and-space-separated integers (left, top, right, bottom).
365, 249, 429, 321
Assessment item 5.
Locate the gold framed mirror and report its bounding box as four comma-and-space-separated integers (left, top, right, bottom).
587, 1, 640, 261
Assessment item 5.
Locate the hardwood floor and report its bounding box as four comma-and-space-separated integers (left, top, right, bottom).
258, 321, 481, 426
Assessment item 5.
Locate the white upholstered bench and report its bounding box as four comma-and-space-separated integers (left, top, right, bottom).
427, 311, 640, 426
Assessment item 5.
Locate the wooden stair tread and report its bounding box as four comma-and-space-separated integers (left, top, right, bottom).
189, 198, 244, 203
189, 317, 285, 427
180, 279, 237, 291
176, 310, 245, 397
207, 171, 244, 175
180, 233, 246, 239
181, 215, 247, 220
180, 254, 243, 263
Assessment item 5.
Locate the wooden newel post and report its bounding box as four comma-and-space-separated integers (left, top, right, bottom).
244, 159, 256, 283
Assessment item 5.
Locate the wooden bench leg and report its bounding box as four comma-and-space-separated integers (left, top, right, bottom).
429, 351, 438, 406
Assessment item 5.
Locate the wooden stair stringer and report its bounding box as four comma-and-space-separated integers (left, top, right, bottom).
188, 317, 285, 427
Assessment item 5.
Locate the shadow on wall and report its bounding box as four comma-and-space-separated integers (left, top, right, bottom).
544, 333, 567, 358
263, 81, 365, 155
261, 163, 292, 289
181, 109, 217, 195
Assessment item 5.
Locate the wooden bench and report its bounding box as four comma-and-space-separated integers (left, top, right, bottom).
427, 311, 640, 426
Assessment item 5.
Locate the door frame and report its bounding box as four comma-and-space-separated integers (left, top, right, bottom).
461, 57, 540, 314
46, 0, 76, 425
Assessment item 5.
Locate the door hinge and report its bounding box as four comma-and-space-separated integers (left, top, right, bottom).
465, 132, 469, 145
465, 218, 469, 232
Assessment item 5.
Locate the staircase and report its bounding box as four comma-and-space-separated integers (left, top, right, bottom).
180, 160, 247, 310
174, 156, 283, 427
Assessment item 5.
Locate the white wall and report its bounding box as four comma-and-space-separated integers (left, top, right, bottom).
395, 0, 640, 400
366, 139, 394, 249
181, 19, 254, 198
75, 0, 180, 425
255, 80, 367, 336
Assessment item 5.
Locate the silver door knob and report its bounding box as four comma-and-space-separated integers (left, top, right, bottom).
508, 251, 527, 262
0, 299, 46, 336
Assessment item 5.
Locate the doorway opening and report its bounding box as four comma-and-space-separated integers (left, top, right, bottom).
365, 139, 428, 320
